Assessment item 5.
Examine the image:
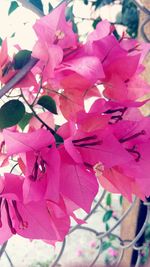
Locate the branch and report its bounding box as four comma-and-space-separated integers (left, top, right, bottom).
17, 0, 44, 17
0, 57, 38, 99
0, 241, 8, 258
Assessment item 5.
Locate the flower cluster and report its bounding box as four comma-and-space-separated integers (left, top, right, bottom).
0, 2, 150, 244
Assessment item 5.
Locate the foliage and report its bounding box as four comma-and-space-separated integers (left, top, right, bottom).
8, 1, 19, 15
22, 0, 139, 38
29, 0, 44, 13
116, 0, 139, 38
0, 100, 25, 129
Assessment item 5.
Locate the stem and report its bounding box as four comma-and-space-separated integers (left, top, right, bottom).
0, 241, 7, 258
99, 203, 118, 221
0, 57, 38, 99
31, 66, 45, 106
10, 163, 18, 174
21, 91, 56, 135
5, 251, 15, 267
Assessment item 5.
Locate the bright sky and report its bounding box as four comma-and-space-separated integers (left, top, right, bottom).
0, 0, 40, 52
0, 0, 123, 52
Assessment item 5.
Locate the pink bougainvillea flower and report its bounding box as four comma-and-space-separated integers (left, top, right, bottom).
32, 3, 106, 83
0, 40, 38, 94
87, 20, 113, 43
41, 72, 100, 121
33, 2, 77, 49
32, 42, 63, 80
57, 122, 133, 202
61, 55, 105, 84
103, 72, 150, 102
58, 73, 100, 120
58, 99, 150, 201
0, 39, 9, 69
32, 2, 77, 81
0, 39, 17, 83
0, 173, 70, 244
111, 117, 150, 194
58, 114, 131, 169
102, 39, 150, 102
96, 110, 150, 200
29, 111, 55, 131
120, 37, 150, 64
31, 2, 117, 98
59, 147, 98, 213
84, 20, 122, 63
0, 133, 9, 168
3, 128, 54, 154
59, 20, 115, 83
3, 129, 60, 203
98, 165, 145, 201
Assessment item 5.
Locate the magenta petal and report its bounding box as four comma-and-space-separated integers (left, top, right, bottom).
33, 2, 77, 48
16, 200, 70, 241
0, 206, 12, 244
23, 174, 47, 203
3, 129, 54, 155
60, 149, 98, 212
2, 173, 23, 201
63, 56, 105, 83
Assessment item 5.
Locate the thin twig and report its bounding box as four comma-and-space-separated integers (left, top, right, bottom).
0, 241, 8, 258
21, 90, 56, 135
5, 251, 15, 267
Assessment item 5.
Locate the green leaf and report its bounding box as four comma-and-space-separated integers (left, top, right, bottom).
109, 234, 116, 241
0, 100, 25, 129
66, 6, 73, 21
0, 37, 3, 46
66, 6, 78, 33
120, 195, 123, 206
8, 1, 19, 15
83, 0, 88, 4
106, 193, 112, 206
13, 50, 32, 70
54, 125, 64, 144
18, 112, 33, 130
145, 225, 150, 240
105, 223, 110, 231
101, 241, 111, 251
113, 28, 120, 40
72, 20, 78, 33
48, 2, 53, 13
11, 32, 16, 38
103, 210, 113, 223
92, 18, 102, 29
54, 132, 64, 145
37, 95, 57, 115
29, 0, 44, 13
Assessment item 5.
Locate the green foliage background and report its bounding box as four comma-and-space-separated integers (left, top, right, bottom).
8, 0, 139, 38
